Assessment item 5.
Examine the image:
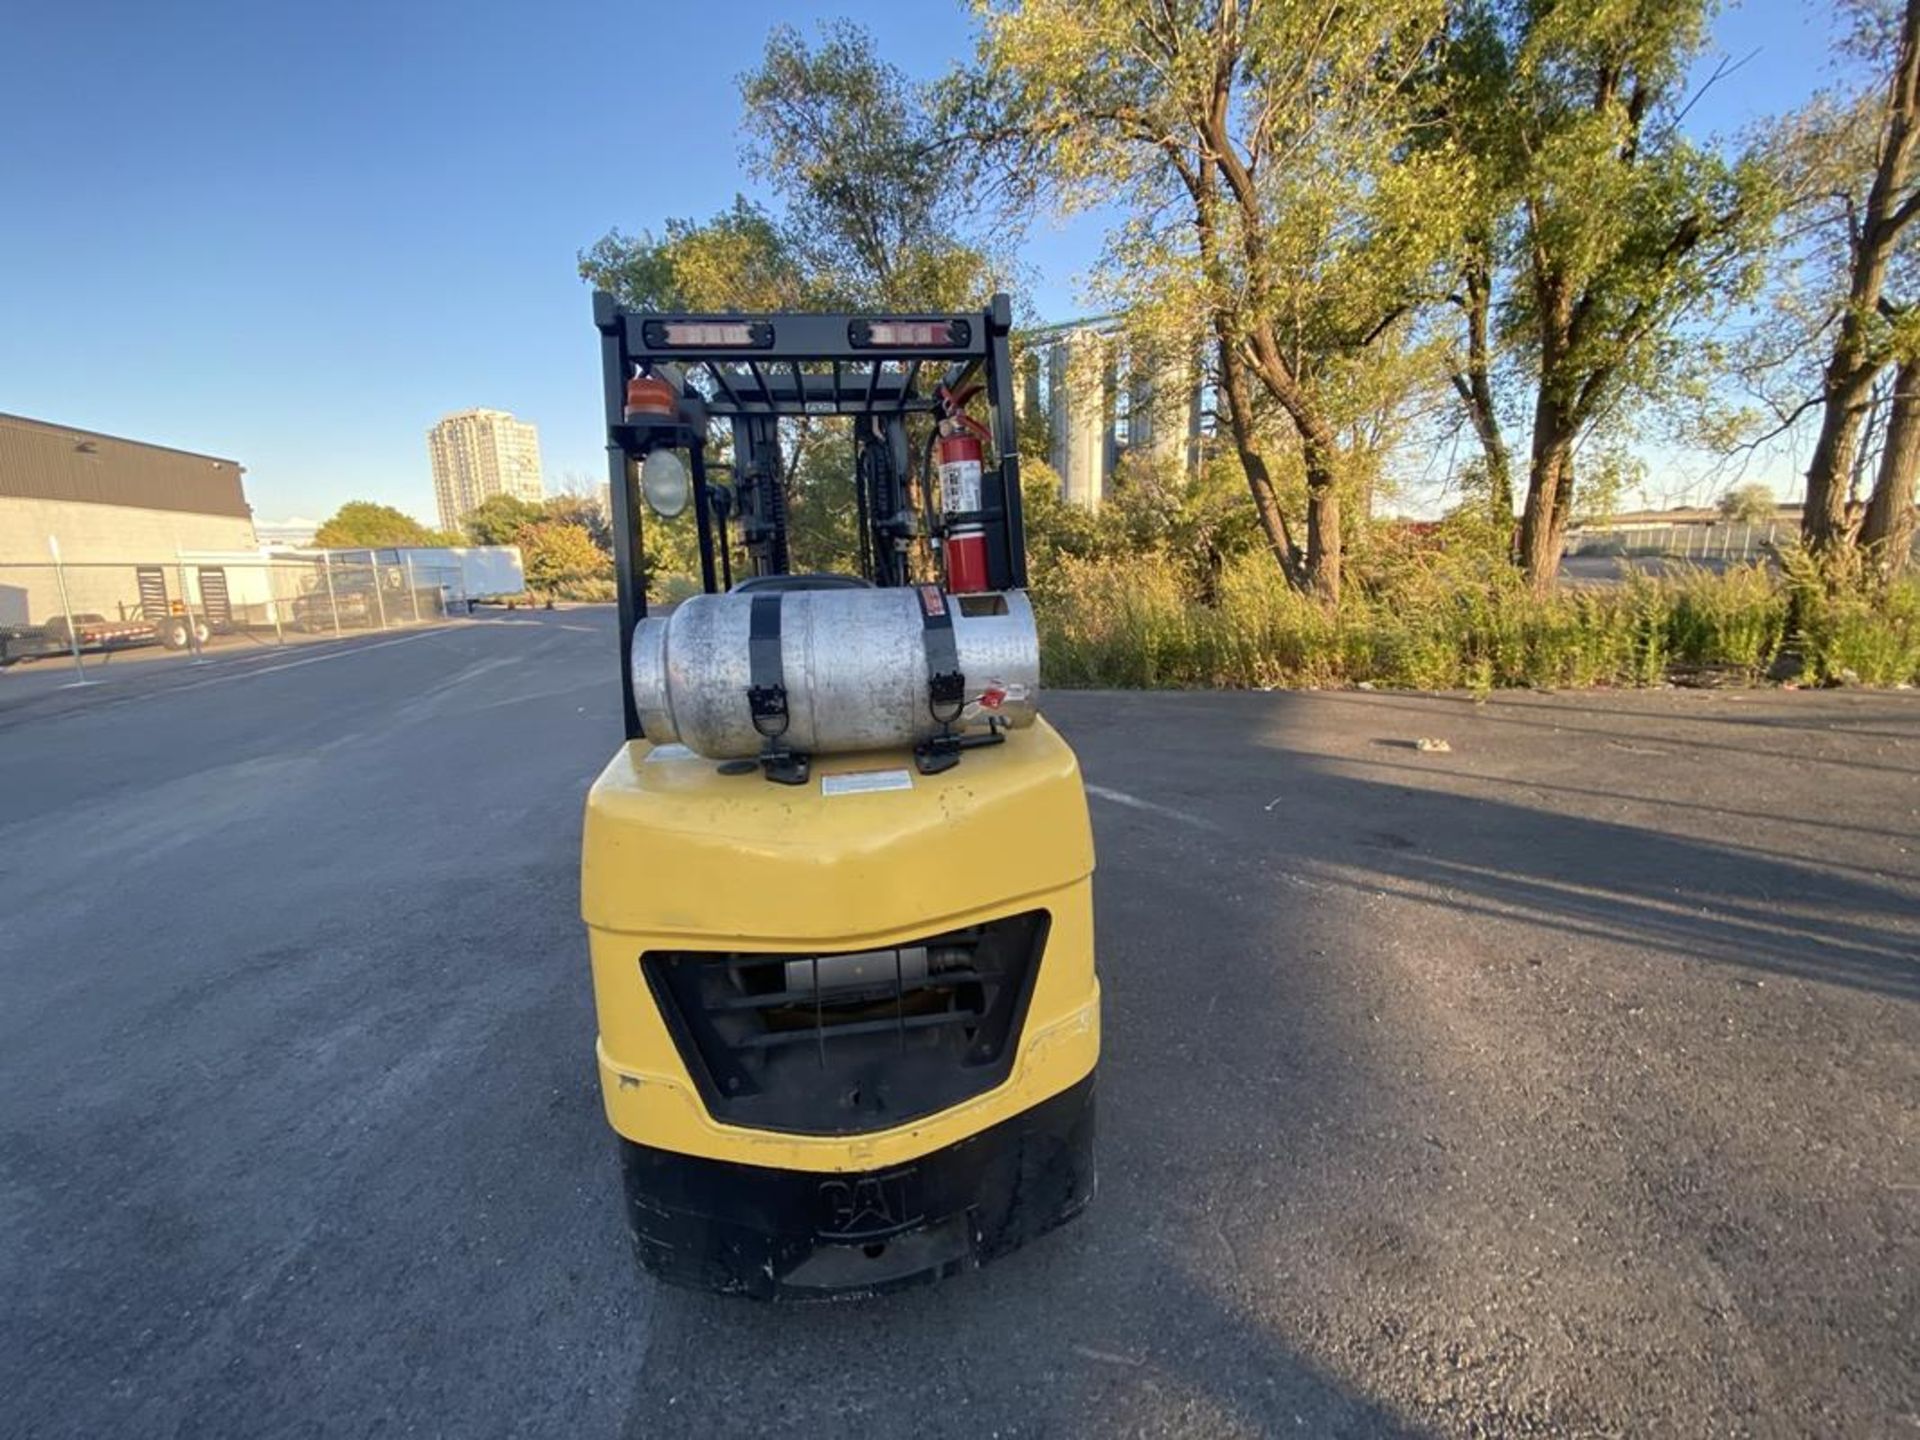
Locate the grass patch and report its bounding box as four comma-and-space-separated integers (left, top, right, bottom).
1034, 552, 1919, 691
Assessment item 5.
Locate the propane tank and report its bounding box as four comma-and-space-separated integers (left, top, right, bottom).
936, 409, 992, 593
631, 586, 1039, 759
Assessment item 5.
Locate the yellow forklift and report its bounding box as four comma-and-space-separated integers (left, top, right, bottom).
582, 293, 1098, 1298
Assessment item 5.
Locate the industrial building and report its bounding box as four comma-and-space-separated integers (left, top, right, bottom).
1029, 328, 1205, 508
0, 412, 257, 627
427, 408, 544, 533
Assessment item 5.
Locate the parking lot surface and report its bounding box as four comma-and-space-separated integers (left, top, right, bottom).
2, 609, 1914, 1437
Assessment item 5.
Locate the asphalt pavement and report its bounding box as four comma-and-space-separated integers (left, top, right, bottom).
2, 608, 1915, 1438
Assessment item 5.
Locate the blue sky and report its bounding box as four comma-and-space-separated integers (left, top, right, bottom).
0, 0, 1848, 526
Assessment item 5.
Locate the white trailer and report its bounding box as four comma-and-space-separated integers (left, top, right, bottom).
257, 545, 528, 610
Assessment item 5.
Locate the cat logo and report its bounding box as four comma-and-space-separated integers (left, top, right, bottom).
817, 1169, 921, 1239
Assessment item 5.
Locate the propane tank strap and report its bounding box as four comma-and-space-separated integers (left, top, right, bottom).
916, 585, 965, 723
746, 593, 788, 738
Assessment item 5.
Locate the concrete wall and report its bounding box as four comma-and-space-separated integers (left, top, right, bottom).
0, 497, 259, 627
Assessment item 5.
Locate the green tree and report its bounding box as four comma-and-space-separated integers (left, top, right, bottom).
961, 0, 1468, 601
640, 510, 706, 598
742, 21, 1000, 311
1718, 483, 1778, 524
1420, 3, 1522, 525
1020, 460, 1103, 576
579, 196, 809, 312
1439, 0, 1777, 587
578, 23, 1005, 596
516, 521, 608, 597
464, 493, 545, 547
313, 501, 447, 548
581, 24, 999, 317
543, 493, 612, 555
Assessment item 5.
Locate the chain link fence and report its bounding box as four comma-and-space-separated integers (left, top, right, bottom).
0, 553, 463, 675
1567, 521, 1920, 565
1566, 521, 1786, 563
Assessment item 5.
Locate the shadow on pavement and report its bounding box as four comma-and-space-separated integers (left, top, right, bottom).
1256, 692, 1920, 1003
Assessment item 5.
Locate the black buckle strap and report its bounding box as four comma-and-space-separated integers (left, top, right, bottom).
915, 585, 979, 775
746, 593, 807, 785
747, 594, 788, 737
747, 684, 788, 730
916, 585, 965, 725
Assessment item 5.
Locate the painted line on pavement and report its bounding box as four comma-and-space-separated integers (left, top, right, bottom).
160, 627, 458, 691
28, 628, 463, 720
1084, 783, 1224, 832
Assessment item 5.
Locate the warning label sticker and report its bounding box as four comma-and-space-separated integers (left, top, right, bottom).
821, 769, 915, 797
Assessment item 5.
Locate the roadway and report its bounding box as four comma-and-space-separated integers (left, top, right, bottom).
2, 609, 1915, 1437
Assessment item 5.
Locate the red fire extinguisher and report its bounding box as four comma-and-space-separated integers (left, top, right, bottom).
936, 385, 993, 593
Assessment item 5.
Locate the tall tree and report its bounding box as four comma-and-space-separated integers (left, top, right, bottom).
963, 0, 1465, 600
1439, 0, 1774, 587
579, 24, 1005, 587
582, 27, 999, 314
742, 21, 1000, 310
1423, 3, 1519, 524
1801, 0, 1920, 552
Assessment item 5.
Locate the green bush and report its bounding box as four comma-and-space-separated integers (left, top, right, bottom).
1796, 578, 1920, 685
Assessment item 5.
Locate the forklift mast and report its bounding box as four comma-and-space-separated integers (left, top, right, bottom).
593, 292, 1028, 742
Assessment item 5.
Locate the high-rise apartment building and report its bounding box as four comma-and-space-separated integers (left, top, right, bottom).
427, 409, 544, 532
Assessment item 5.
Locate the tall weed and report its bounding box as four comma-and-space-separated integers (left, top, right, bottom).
1035, 551, 1920, 690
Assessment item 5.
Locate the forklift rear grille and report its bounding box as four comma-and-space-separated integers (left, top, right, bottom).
642, 910, 1048, 1136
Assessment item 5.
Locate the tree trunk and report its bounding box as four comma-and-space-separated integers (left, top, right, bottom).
1518, 394, 1576, 588
1214, 334, 1306, 585
1187, 148, 1308, 592
1240, 329, 1346, 602
1804, 325, 1891, 549
1862, 354, 1920, 574
1519, 252, 1580, 588
1486, 443, 1513, 524
1201, 91, 1345, 602
1803, 0, 1920, 550
1452, 245, 1512, 523
1302, 440, 1342, 601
